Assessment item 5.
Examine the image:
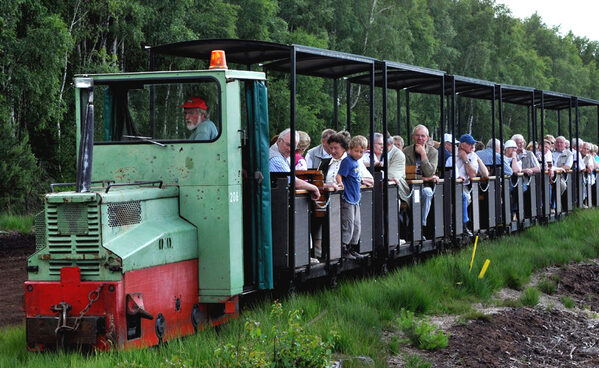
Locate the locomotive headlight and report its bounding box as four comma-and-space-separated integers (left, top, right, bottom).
74, 77, 93, 88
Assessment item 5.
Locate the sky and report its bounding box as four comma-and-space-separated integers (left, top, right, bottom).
496, 0, 599, 42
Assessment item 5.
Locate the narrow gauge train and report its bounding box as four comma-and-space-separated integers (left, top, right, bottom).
25, 39, 599, 351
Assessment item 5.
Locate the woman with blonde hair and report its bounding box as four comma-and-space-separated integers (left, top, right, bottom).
295, 131, 311, 170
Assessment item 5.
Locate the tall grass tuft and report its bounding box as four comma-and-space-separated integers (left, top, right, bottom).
0, 213, 34, 233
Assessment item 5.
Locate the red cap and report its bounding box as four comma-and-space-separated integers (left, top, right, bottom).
180, 97, 207, 110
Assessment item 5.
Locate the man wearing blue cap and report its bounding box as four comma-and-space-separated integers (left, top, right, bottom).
181, 96, 218, 141
446, 133, 489, 236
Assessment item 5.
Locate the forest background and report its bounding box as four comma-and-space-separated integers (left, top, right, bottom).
2, 0, 599, 214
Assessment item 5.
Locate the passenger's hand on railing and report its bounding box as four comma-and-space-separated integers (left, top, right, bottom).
422, 175, 439, 183
308, 184, 321, 201
522, 168, 533, 176
361, 176, 374, 187
323, 182, 340, 191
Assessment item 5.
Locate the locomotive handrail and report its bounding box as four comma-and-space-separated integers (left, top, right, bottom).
50, 180, 115, 192
105, 180, 163, 193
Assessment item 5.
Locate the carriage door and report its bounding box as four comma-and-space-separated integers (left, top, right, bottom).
242, 81, 273, 290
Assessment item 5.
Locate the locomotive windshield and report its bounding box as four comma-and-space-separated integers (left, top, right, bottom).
91, 77, 221, 143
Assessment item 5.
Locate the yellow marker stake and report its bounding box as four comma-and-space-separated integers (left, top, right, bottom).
469, 236, 479, 273
478, 259, 491, 279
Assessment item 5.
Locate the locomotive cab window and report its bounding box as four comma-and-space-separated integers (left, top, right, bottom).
88, 78, 221, 143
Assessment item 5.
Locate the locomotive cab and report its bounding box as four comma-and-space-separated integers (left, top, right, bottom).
25, 66, 273, 350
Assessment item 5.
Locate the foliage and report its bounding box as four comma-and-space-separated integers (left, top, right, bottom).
537, 278, 557, 295
404, 354, 432, 368
520, 287, 541, 307
0, 213, 34, 233
214, 301, 337, 368
396, 308, 449, 350
3, 0, 599, 212
561, 296, 575, 309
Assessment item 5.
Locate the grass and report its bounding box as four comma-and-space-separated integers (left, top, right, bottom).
520, 287, 541, 307
561, 296, 575, 309
2, 209, 599, 367
0, 213, 35, 233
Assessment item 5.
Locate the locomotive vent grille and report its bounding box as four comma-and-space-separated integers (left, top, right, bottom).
34, 211, 46, 250
108, 201, 142, 227
46, 201, 101, 277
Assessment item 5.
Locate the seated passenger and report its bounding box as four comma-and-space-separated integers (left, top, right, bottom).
477, 138, 515, 176
269, 128, 320, 200
438, 133, 458, 170
403, 124, 439, 227
552, 136, 572, 172
306, 128, 335, 169
181, 96, 218, 141
393, 135, 404, 150
446, 134, 489, 236
362, 132, 385, 168
512, 134, 541, 176
295, 131, 311, 170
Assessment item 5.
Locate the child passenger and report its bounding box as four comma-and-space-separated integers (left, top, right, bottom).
336, 135, 368, 260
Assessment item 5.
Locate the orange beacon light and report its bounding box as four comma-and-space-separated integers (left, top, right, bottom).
209, 50, 228, 69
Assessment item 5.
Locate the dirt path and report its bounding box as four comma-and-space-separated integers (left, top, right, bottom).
389, 261, 599, 367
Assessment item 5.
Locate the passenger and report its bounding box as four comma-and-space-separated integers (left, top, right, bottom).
581, 141, 596, 177
504, 140, 521, 174
181, 96, 218, 141
269, 128, 320, 201
336, 135, 369, 260
403, 124, 439, 227
570, 138, 588, 172
446, 134, 489, 236
319, 131, 373, 188
593, 144, 599, 166
393, 135, 404, 150
552, 136, 572, 197
305, 129, 336, 169
295, 131, 311, 170
362, 132, 385, 168
552, 136, 572, 171
545, 135, 556, 151
511, 134, 541, 176
474, 141, 485, 152
385, 136, 410, 204
438, 133, 458, 170
477, 138, 515, 176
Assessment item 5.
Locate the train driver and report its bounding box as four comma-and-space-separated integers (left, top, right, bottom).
181, 96, 218, 141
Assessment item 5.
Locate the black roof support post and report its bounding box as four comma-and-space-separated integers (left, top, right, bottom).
381, 61, 389, 260
406, 90, 411, 145
540, 92, 546, 218
527, 106, 531, 144
369, 64, 375, 172
397, 90, 401, 136
333, 78, 339, 131
346, 80, 352, 132
289, 47, 297, 275
439, 78, 445, 179
557, 110, 561, 137
450, 76, 457, 243
457, 95, 462, 135
575, 97, 580, 208
498, 86, 506, 227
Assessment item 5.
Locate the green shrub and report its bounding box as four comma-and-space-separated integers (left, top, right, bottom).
397, 309, 449, 350
537, 278, 556, 295
214, 302, 337, 368
404, 354, 432, 368
520, 287, 540, 307
561, 296, 576, 308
